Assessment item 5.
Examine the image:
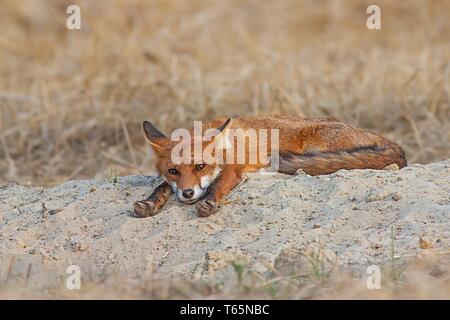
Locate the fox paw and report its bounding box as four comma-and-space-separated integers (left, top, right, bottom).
133, 200, 157, 218
196, 199, 219, 217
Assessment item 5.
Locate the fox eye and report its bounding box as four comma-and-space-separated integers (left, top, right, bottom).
195, 164, 205, 170
168, 168, 178, 175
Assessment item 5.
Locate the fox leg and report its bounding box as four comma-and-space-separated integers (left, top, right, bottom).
196, 167, 243, 217
133, 182, 173, 217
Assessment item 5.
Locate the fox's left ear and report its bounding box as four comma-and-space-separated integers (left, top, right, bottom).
143, 121, 169, 153
217, 118, 232, 133
210, 118, 233, 150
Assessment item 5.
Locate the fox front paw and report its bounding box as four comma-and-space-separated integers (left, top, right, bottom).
133, 200, 157, 218
196, 199, 219, 217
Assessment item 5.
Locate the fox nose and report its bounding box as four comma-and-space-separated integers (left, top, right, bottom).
182, 189, 195, 199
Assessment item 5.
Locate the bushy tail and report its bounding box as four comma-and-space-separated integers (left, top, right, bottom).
279, 143, 407, 176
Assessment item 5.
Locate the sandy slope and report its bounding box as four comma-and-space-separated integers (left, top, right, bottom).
1, 161, 449, 293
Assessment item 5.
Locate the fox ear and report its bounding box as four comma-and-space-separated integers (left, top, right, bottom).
211, 118, 233, 150
143, 121, 169, 152
217, 118, 232, 133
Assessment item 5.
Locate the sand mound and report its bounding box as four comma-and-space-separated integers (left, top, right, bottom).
1, 161, 449, 293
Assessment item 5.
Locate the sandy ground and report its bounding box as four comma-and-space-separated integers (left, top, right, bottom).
1, 161, 450, 297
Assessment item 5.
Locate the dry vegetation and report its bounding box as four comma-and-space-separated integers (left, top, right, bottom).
1, 0, 449, 186
1, 0, 450, 300
2, 250, 450, 299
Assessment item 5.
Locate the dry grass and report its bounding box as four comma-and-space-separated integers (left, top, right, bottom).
0, 0, 449, 300
1, 250, 450, 299
0, 0, 449, 186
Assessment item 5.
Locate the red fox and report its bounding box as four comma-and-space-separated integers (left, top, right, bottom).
133, 116, 406, 218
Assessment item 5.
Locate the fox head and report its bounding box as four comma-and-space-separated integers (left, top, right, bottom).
142, 119, 232, 203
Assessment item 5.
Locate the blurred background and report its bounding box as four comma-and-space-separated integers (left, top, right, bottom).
0, 0, 449, 187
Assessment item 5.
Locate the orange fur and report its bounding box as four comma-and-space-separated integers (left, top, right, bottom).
133, 116, 407, 217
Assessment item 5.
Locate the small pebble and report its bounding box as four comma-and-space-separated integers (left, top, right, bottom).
392, 192, 402, 201
419, 236, 433, 249
367, 188, 391, 202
